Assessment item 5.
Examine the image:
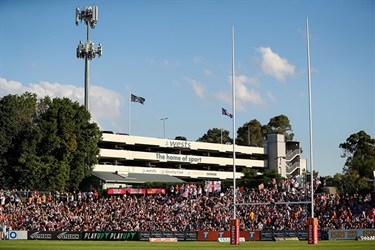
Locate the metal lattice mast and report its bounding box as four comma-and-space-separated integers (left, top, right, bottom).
76, 5, 102, 111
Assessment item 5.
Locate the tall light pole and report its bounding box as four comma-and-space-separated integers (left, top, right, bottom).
161, 118, 168, 138
76, 5, 102, 111
248, 124, 250, 146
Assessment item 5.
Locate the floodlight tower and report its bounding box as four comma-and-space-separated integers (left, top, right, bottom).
76, 5, 102, 111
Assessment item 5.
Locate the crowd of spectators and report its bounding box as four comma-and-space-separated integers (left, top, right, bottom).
0, 179, 374, 233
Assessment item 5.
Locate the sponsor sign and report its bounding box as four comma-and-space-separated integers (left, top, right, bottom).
298, 230, 308, 240
127, 188, 146, 195
56, 232, 80, 240
148, 237, 178, 242
162, 231, 174, 238
6, 230, 28, 240
164, 140, 192, 149
28, 231, 53, 240
82, 231, 137, 241
108, 188, 126, 195
138, 231, 195, 241
185, 231, 198, 241
197, 231, 259, 241
230, 218, 240, 245
329, 229, 375, 240
284, 230, 298, 238
308, 218, 318, 244
260, 230, 273, 241
150, 231, 163, 238
356, 236, 375, 241
138, 232, 151, 241
218, 237, 245, 242
173, 231, 187, 241
155, 152, 202, 164
28, 231, 81, 240
273, 230, 284, 238
147, 188, 166, 194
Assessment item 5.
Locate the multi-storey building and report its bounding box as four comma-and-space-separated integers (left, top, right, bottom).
92, 133, 306, 189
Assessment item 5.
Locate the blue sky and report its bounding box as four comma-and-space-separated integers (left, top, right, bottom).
1, 0, 374, 177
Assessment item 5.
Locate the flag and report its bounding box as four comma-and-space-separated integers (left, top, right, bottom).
205, 181, 221, 192
131, 94, 145, 105
222, 108, 233, 118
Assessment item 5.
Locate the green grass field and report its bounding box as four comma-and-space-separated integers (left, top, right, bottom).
0, 240, 374, 250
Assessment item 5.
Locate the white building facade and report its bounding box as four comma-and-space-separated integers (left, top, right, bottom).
93, 133, 306, 188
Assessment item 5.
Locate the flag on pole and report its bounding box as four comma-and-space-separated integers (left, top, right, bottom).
222, 108, 233, 118
131, 94, 145, 105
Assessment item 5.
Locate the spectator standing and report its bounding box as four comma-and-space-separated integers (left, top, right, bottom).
0, 220, 6, 240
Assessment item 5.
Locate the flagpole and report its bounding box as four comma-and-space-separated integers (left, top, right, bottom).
129, 91, 131, 135
231, 25, 237, 220
221, 108, 223, 144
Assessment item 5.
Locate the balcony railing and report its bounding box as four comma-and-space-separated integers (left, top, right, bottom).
286, 162, 300, 175
286, 149, 300, 161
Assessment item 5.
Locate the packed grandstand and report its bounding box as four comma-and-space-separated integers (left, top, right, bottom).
0, 178, 374, 236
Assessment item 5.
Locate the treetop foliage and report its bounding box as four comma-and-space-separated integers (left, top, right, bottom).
197, 114, 294, 147
0, 93, 102, 192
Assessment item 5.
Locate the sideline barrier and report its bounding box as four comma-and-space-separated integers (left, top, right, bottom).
138, 231, 197, 241
328, 229, 375, 240
356, 236, 375, 241
218, 237, 245, 242
10, 229, 366, 241
82, 231, 138, 241
28, 231, 81, 240
198, 231, 260, 241
260, 230, 327, 241
5, 231, 28, 240
148, 237, 178, 242
274, 236, 299, 241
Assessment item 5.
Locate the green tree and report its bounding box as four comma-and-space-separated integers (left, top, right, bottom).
339, 130, 375, 194
238, 168, 281, 190
0, 93, 40, 188
0, 93, 101, 191
236, 119, 263, 147
197, 128, 232, 144
325, 173, 343, 194
262, 114, 294, 141
37, 97, 101, 191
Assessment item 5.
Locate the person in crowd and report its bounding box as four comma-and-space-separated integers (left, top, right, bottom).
0, 219, 6, 240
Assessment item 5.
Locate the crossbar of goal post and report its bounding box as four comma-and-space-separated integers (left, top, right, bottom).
236, 201, 312, 206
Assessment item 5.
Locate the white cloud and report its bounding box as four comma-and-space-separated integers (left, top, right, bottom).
203, 68, 213, 77
185, 78, 205, 98
147, 58, 180, 68
235, 75, 265, 110
0, 77, 123, 128
267, 91, 276, 102
162, 59, 180, 69
193, 57, 202, 64
214, 75, 265, 111
214, 91, 231, 104
256, 47, 295, 81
